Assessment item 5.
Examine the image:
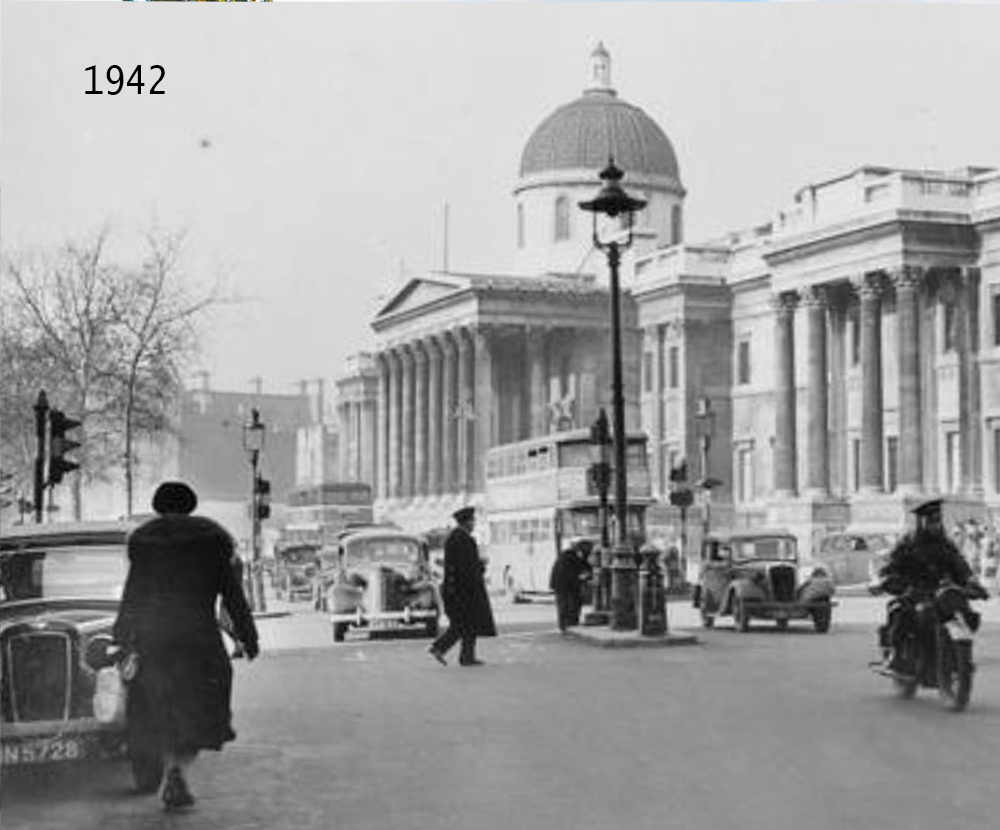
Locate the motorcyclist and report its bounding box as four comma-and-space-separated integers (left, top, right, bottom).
876, 497, 987, 675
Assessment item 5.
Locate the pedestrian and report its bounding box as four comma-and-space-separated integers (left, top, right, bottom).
113, 481, 259, 811
549, 543, 589, 631
428, 506, 496, 666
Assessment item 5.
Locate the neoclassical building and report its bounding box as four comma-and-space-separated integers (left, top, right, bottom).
335, 44, 1000, 546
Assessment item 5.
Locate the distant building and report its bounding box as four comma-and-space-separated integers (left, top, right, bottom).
334, 44, 1000, 552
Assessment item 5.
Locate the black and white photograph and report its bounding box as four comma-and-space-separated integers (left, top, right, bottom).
2, 1, 1000, 828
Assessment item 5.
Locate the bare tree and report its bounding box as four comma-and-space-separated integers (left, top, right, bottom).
2, 227, 231, 519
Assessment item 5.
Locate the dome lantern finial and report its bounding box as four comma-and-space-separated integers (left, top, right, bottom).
586, 42, 615, 97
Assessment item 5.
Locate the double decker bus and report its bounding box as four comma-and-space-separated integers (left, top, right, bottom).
279, 482, 374, 551
483, 429, 653, 600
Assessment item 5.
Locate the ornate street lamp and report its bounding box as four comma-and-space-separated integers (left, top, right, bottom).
694, 398, 723, 548
579, 158, 647, 631
242, 407, 267, 612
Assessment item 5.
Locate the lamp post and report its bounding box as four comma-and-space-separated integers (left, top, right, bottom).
579, 158, 647, 631
242, 407, 267, 613
694, 398, 722, 547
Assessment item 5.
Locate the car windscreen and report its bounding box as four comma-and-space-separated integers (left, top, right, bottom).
731, 538, 796, 562
344, 538, 420, 567
0, 545, 127, 601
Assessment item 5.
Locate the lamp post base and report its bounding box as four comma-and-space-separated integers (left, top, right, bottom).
610, 544, 638, 631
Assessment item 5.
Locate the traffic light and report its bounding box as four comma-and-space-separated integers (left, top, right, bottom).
590, 409, 611, 445
254, 476, 271, 521
48, 410, 82, 485
669, 460, 688, 483
669, 489, 694, 508
588, 461, 612, 493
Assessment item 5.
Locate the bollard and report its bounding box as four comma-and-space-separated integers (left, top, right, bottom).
638, 547, 668, 636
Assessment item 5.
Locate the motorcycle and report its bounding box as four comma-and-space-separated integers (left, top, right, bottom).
871, 579, 989, 712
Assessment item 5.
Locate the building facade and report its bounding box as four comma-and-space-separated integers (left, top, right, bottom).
336, 45, 1000, 549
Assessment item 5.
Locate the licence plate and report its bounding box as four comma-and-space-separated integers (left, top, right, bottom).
1, 736, 87, 766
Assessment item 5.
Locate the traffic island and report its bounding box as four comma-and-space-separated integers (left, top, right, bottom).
563, 627, 700, 648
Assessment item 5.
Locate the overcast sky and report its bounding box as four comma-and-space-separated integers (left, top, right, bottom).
3, 2, 1000, 395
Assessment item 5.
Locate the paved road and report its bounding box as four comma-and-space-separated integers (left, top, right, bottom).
4, 596, 1000, 830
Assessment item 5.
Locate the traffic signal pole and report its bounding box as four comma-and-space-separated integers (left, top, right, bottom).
33, 391, 49, 524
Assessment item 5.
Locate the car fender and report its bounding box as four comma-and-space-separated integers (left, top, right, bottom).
729, 578, 766, 609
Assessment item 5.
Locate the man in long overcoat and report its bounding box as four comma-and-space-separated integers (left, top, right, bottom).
550, 543, 591, 631
428, 506, 496, 666
113, 481, 259, 810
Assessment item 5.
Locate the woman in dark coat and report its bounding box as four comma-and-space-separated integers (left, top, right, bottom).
428, 506, 496, 666
550, 544, 589, 631
113, 481, 259, 810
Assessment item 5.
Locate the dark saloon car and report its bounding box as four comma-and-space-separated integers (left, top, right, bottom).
325, 526, 441, 642
693, 529, 836, 632
0, 521, 162, 790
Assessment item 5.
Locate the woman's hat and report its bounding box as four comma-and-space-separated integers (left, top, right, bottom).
152, 481, 198, 515
452, 506, 475, 523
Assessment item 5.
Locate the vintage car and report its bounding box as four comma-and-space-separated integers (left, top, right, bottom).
816, 530, 898, 591
0, 521, 163, 791
693, 529, 836, 632
274, 543, 322, 602
325, 526, 441, 642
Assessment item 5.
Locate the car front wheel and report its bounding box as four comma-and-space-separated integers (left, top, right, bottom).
333, 622, 349, 643
733, 597, 751, 632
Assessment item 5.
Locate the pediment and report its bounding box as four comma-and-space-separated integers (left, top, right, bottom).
375, 277, 466, 320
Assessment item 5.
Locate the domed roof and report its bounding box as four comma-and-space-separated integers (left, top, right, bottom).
519, 45, 681, 185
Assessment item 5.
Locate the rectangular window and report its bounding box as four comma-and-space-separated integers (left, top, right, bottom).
993, 293, 1000, 348
943, 301, 958, 353
886, 436, 898, 494
736, 445, 754, 503
737, 340, 751, 385
994, 428, 1000, 494
850, 310, 861, 366
668, 346, 679, 389
643, 352, 653, 392
946, 431, 961, 493
852, 438, 861, 492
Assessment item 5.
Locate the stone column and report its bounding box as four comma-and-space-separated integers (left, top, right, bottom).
772, 292, 798, 497
337, 400, 350, 482
389, 350, 403, 500
474, 325, 495, 491
400, 346, 416, 499
953, 267, 982, 494
427, 337, 443, 496
892, 265, 923, 493
442, 333, 458, 494
827, 293, 848, 495
649, 325, 665, 496
802, 286, 830, 496
413, 342, 429, 499
855, 274, 885, 493
966, 267, 983, 494
361, 399, 376, 489
456, 328, 474, 492
528, 326, 549, 436
376, 354, 390, 500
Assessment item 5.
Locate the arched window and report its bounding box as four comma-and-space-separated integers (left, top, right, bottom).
517, 203, 526, 249
554, 196, 571, 242
671, 204, 683, 245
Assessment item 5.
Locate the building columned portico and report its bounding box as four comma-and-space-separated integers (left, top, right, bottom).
331, 46, 1000, 548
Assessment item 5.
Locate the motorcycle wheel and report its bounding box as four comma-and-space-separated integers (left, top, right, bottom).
937, 632, 973, 712
892, 638, 919, 699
